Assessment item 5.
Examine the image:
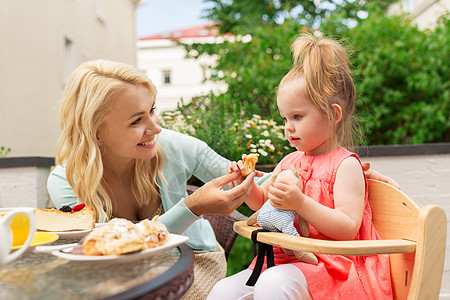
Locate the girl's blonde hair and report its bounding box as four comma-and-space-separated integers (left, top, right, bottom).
56, 59, 165, 222
279, 33, 358, 150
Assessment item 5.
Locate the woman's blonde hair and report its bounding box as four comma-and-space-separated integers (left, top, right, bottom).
56, 59, 165, 222
279, 33, 358, 150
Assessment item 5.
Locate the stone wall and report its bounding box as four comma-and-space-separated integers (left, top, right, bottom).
0, 157, 54, 209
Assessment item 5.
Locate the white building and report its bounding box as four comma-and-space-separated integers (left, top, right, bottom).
0, 0, 143, 157
137, 23, 227, 112
388, 0, 450, 29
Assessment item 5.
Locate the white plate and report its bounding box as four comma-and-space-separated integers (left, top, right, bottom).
50, 233, 189, 263
39, 223, 107, 239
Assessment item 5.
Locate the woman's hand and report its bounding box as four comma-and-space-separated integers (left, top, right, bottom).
362, 163, 400, 189
226, 159, 244, 174
268, 181, 304, 212
184, 172, 256, 216
226, 159, 245, 186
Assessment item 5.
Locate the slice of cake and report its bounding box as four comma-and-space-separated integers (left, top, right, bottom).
35, 204, 95, 232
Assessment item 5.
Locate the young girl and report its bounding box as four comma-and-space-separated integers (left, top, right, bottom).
208, 33, 393, 299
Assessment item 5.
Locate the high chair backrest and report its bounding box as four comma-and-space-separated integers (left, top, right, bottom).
233, 179, 447, 299
367, 179, 447, 299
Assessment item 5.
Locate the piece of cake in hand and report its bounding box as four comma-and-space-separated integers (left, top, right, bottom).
35, 204, 95, 232
241, 153, 259, 176
82, 217, 169, 256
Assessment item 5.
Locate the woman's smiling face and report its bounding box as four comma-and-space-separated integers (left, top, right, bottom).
97, 84, 162, 163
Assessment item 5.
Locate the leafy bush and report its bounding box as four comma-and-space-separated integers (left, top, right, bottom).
161, 95, 293, 164
0, 146, 11, 157
184, 20, 297, 121
226, 235, 255, 276
328, 13, 450, 144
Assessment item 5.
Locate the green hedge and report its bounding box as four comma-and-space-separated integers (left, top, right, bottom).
342, 14, 450, 145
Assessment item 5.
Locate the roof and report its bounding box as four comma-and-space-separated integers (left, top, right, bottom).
139, 22, 220, 41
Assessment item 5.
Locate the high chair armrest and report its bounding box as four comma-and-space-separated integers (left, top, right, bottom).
233, 221, 416, 256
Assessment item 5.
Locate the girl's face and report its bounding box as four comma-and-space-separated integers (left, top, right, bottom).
97, 84, 161, 164
277, 78, 335, 156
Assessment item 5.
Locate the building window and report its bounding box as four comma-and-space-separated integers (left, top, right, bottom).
403, 0, 416, 13
163, 70, 171, 85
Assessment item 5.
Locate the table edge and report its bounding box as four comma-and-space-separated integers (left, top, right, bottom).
102, 244, 194, 300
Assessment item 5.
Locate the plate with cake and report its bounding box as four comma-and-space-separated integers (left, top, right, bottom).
37, 223, 107, 239
35, 204, 101, 239
50, 218, 188, 263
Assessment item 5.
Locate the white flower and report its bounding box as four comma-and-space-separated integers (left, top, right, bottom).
262, 130, 269, 137
258, 149, 268, 156
245, 134, 252, 139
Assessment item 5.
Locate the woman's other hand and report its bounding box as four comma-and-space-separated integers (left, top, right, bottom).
185, 172, 256, 216
363, 163, 400, 189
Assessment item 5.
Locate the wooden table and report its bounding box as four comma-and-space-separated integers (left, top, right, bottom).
0, 240, 194, 300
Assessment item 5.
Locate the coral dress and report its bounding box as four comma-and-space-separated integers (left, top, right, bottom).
249, 147, 393, 300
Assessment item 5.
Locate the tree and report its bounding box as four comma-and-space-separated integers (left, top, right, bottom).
182, 1, 449, 145
186, 0, 398, 120
340, 13, 450, 144
203, 0, 396, 35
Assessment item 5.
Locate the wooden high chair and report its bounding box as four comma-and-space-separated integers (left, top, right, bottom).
233, 179, 447, 299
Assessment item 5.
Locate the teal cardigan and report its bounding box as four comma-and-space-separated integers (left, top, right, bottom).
47, 128, 270, 251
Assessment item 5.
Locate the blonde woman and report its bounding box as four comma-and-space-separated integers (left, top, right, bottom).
47, 59, 257, 299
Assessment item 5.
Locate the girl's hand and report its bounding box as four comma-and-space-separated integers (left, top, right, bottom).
268, 181, 304, 212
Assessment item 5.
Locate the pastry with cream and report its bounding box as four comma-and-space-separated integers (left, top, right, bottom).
241, 153, 259, 176
82, 217, 168, 256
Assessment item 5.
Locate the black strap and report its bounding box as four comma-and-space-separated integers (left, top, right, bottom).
245, 229, 275, 286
